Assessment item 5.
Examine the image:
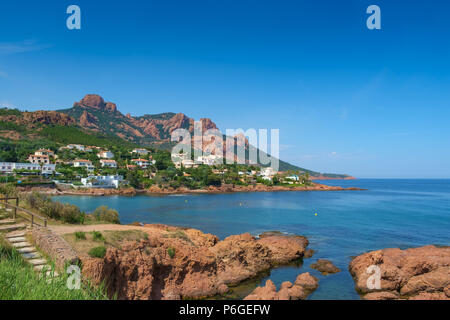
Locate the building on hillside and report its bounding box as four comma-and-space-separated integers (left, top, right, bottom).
259, 167, 277, 181
195, 154, 222, 166
131, 159, 150, 168
65, 144, 85, 151
285, 175, 299, 182
85, 146, 100, 152
73, 159, 94, 171
181, 159, 196, 168
80, 175, 123, 189
34, 149, 55, 157
100, 159, 117, 168
28, 154, 50, 164
131, 148, 149, 155
0, 162, 55, 174
126, 164, 137, 170
97, 150, 114, 159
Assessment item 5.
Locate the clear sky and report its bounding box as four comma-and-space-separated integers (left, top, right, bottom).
1, 0, 449, 178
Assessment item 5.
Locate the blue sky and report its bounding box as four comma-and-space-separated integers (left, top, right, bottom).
1, 0, 449, 178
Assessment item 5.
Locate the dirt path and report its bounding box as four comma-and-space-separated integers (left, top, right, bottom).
48, 224, 151, 235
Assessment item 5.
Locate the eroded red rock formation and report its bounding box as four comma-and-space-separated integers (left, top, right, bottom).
81, 227, 309, 300
244, 272, 319, 300
349, 245, 450, 300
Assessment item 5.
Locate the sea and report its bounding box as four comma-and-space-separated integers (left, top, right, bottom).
54, 179, 450, 299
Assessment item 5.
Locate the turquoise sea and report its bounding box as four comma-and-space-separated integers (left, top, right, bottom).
55, 179, 450, 299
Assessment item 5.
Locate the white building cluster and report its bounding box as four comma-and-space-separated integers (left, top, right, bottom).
0, 162, 56, 174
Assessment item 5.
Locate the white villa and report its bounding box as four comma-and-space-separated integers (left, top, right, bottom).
0, 162, 55, 174
260, 167, 277, 181
97, 150, 114, 159
65, 144, 86, 152
80, 175, 123, 189
285, 175, 300, 182
132, 158, 150, 168
131, 148, 149, 155
100, 159, 117, 168
28, 154, 50, 165
73, 159, 94, 171
195, 154, 222, 166
34, 149, 55, 157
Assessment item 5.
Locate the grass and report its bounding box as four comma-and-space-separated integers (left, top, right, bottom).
0, 238, 108, 300
164, 230, 193, 244
92, 231, 105, 242
167, 247, 175, 258
75, 231, 86, 240
88, 246, 106, 258
64, 230, 149, 256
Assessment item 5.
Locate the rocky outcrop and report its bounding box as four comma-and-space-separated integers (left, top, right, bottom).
74, 94, 117, 113
79, 110, 98, 129
310, 259, 340, 275
349, 245, 450, 300
0, 110, 75, 128
244, 272, 319, 300
81, 226, 310, 300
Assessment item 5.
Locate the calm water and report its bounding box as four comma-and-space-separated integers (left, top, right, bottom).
54, 179, 450, 300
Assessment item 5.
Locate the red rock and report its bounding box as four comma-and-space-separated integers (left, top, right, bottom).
310, 259, 340, 275
81, 227, 310, 300
244, 272, 318, 300
349, 245, 450, 300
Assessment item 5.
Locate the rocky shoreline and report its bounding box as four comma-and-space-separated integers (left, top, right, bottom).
80, 224, 312, 300
21, 182, 364, 197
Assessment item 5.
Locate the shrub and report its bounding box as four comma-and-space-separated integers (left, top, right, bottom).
24, 193, 85, 224
88, 246, 106, 258
93, 205, 120, 224
92, 231, 105, 242
0, 183, 18, 197
60, 204, 85, 224
75, 231, 86, 240
167, 247, 175, 258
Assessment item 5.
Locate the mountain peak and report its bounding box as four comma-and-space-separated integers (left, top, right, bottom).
74, 94, 117, 113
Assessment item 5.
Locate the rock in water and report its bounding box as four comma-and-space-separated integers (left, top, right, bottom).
244, 272, 319, 300
310, 259, 340, 275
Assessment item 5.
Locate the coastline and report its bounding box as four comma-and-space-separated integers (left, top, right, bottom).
22, 182, 365, 197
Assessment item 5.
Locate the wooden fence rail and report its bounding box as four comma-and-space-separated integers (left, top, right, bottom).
0, 196, 47, 227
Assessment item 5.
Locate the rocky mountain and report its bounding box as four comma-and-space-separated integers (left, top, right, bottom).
60, 94, 219, 145
0, 94, 353, 176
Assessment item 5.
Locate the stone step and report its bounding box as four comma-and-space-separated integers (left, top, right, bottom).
22, 252, 41, 259
34, 264, 51, 272
12, 241, 31, 248
28, 258, 47, 266
17, 247, 36, 254
0, 219, 15, 225
0, 223, 26, 232
8, 236, 27, 243
38, 270, 59, 279
5, 231, 26, 238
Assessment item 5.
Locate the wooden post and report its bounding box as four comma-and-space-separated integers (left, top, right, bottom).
31, 214, 34, 226
14, 197, 18, 220
44, 219, 47, 227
